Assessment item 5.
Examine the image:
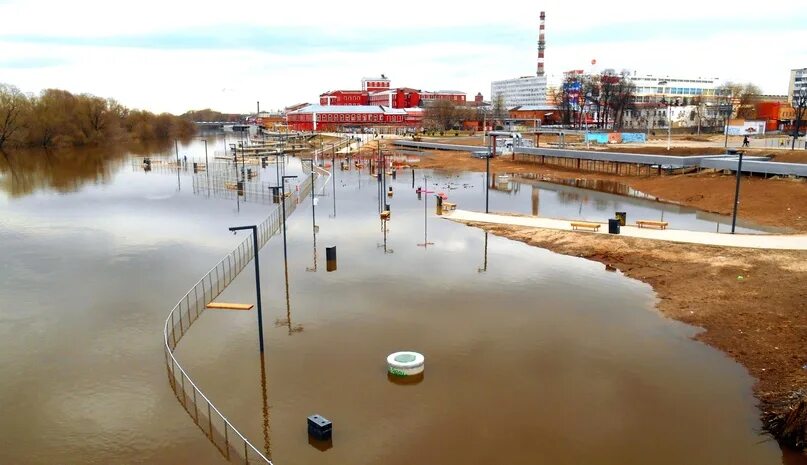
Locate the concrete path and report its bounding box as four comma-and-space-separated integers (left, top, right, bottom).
445, 210, 807, 251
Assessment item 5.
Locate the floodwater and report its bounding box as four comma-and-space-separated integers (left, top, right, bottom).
0, 138, 803, 465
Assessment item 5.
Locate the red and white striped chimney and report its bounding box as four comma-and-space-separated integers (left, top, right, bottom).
537, 11, 546, 77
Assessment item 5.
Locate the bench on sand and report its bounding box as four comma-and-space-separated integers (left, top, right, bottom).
636, 220, 669, 230
442, 202, 457, 211
570, 221, 601, 231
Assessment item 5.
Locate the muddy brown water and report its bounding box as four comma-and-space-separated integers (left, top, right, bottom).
1, 138, 804, 465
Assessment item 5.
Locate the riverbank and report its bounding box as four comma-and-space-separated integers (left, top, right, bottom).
401, 146, 807, 232
452, 219, 807, 452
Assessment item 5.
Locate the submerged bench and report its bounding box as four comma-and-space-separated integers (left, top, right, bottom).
636, 220, 669, 230
571, 221, 601, 231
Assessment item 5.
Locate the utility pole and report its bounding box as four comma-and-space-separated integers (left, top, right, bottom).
730, 151, 744, 234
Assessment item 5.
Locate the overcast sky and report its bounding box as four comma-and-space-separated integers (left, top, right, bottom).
1, 0, 805, 114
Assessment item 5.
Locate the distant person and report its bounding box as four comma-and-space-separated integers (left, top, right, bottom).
742, 135, 749, 147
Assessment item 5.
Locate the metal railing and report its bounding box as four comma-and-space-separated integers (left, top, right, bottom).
163, 169, 316, 465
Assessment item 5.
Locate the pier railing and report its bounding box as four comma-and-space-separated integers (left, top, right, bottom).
163, 167, 317, 465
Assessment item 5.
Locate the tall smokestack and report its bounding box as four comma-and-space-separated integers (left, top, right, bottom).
537, 11, 546, 77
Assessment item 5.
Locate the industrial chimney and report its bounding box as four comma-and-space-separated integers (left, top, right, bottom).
537, 11, 546, 77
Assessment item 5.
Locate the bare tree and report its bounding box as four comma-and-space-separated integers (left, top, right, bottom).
0, 84, 29, 149
716, 81, 762, 121
424, 100, 460, 132
491, 94, 507, 129
608, 72, 636, 130
792, 87, 807, 150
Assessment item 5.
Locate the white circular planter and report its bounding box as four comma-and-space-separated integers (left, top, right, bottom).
387, 351, 425, 377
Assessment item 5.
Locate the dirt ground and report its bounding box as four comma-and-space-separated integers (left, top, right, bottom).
459, 220, 807, 450
396, 147, 807, 232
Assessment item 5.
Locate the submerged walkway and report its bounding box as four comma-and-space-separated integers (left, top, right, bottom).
445, 210, 807, 251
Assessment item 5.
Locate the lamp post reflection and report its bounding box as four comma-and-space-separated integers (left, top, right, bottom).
478, 231, 489, 273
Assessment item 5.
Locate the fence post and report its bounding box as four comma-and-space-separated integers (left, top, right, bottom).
171, 311, 177, 347
224, 422, 230, 459
178, 302, 184, 333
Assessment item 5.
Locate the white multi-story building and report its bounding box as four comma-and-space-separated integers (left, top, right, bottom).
632, 75, 721, 103
490, 76, 548, 108
788, 68, 807, 103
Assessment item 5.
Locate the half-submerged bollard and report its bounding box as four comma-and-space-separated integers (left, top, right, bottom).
326, 246, 337, 272
307, 414, 332, 440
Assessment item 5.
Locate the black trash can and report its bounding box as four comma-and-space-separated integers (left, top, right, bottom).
608, 218, 620, 234
615, 211, 626, 226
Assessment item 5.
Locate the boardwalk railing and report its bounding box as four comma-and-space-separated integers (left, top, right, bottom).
163, 168, 318, 465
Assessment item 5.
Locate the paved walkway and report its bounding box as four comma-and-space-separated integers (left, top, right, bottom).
445, 210, 807, 251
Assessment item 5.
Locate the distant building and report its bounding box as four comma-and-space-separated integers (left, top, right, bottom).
367, 88, 421, 108
286, 104, 421, 131
362, 75, 391, 92
319, 76, 466, 109
491, 76, 548, 108
420, 90, 466, 104
507, 105, 558, 128
788, 68, 807, 103
319, 90, 368, 106
631, 75, 722, 103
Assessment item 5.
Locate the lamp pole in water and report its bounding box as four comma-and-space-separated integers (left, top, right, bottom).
280, 175, 298, 264
302, 158, 316, 227
228, 225, 264, 352
730, 150, 744, 234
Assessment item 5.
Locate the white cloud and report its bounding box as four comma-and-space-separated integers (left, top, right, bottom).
1, 0, 805, 113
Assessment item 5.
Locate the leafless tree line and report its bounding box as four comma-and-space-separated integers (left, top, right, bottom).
0, 84, 196, 150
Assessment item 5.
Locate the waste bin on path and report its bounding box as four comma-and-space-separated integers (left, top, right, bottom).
608, 218, 620, 234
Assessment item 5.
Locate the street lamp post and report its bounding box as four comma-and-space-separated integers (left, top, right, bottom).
486, 147, 491, 214
228, 225, 265, 352
730, 150, 745, 234
657, 80, 672, 150
724, 94, 732, 149
302, 158, 315, 228
280, 175, 298, 263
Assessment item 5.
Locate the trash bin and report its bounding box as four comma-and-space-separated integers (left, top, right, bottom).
615, 211, 626, 226
608, 218, 620, 234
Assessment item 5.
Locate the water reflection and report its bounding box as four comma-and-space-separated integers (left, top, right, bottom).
0, 147, 126, 197
178, 163, 797, 465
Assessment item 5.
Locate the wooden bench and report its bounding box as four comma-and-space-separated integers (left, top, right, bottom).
636, 220, 669, 230
207, 302, 254, 311
570, 221, 601, 231
442, 202, 457, 211
380, 210, 391, 220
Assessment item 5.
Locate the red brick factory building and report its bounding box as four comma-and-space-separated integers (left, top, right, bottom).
292, 74, 470, 130
286, 104, 424, 131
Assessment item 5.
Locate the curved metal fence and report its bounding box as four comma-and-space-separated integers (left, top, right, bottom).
163, 168, 318, 465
